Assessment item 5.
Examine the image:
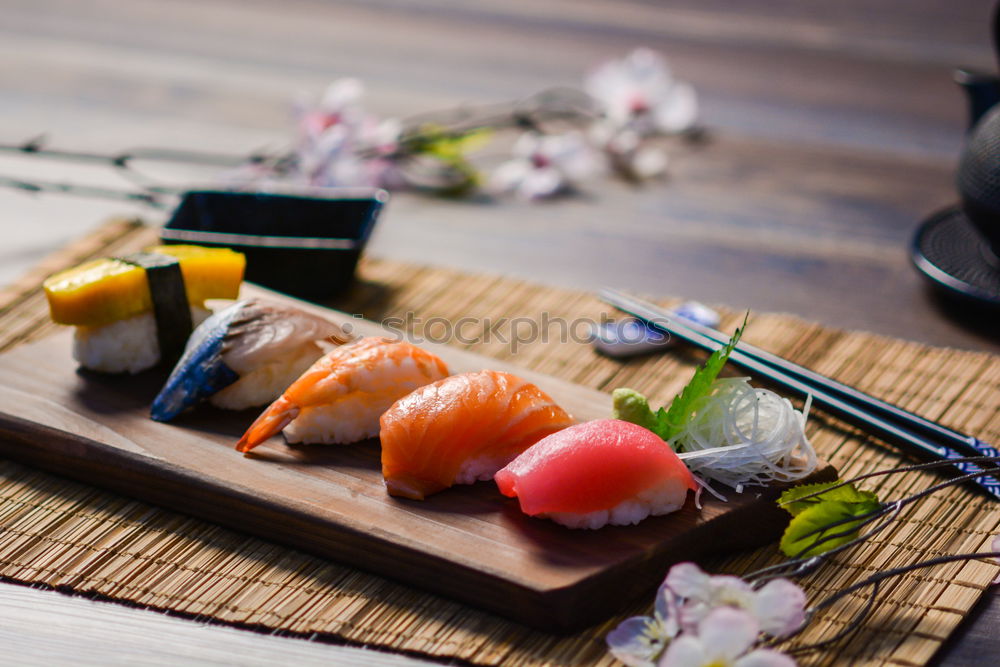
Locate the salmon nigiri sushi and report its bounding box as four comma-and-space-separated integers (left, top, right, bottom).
495, 419, 697, 529
236, 337, 449, 453
380, 370, 575, 500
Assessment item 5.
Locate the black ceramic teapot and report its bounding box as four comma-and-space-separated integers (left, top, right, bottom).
911, 5, 1000, 307
958, 104, 1000, 259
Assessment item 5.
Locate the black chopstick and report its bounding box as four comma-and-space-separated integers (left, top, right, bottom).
599, 288, 1000, 501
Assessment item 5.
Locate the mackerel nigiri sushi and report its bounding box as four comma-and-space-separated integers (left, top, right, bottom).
236, 337, 449, 452
151, 299, 351, 422
495, 419, 696, 529
380, 370, 575, 500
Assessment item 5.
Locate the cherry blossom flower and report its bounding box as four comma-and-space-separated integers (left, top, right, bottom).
490, 131, 601, 199
607, 580, 682, 667
231, 52, 703, 194
294, 78, 373, 187
358, 118, 408, 189
659, 608, 797, 667
665, 563, 806, 638
591, 124, 669, 181
585, 48, 698, 136
992, 534, 1000, 584
298, 78, 366, 139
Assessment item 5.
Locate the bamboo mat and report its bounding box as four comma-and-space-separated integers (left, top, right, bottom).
1, 219, 998, 666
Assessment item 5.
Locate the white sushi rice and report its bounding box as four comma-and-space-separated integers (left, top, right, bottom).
73, 308, 210, 374
455, 453, 517, 485
283, 391, 398, 444
540, 477, 690, 530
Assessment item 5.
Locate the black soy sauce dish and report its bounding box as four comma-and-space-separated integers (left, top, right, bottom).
160, 188, 388, 299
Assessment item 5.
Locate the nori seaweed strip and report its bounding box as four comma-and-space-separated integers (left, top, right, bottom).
117, 252, 193, 363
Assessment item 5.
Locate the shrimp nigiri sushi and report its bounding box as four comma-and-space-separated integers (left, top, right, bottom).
494, 419, 697, 529
151, 299, 351, 422
236, 337, 449, 452
380, 370, 575, 500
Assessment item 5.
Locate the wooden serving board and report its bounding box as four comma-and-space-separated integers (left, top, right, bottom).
0, 288, 834, 631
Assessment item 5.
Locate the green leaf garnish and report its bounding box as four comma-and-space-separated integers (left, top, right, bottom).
778, 481, 879, 517
779, 498, 881, 558
657, 312, 748, 441
611, 313, 748, 445
777, 480, 882, 557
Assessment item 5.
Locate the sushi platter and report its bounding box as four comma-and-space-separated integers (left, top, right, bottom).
0, 285, 834, 631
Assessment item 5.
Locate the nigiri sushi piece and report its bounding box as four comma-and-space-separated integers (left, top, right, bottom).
43, 245, 245, 374
236, 337, 449, 453
494, 419, 697, 529
150, 299, 352, 422
380, 370, 575, 500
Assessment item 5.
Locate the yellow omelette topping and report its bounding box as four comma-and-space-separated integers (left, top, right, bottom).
43, 245, 245, 326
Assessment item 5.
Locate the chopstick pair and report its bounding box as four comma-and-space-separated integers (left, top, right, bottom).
598, 288, 1000, 502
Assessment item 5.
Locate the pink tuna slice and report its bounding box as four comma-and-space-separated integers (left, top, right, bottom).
494, 419, 697, 516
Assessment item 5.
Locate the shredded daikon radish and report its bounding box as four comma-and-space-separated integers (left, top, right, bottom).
675, 377, 817, 490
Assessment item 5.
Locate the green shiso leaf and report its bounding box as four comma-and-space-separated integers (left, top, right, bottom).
778, 481, 879, 517
779, 497, 881, 558
656, 312, 748, 442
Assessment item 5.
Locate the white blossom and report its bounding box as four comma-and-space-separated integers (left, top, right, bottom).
607, 580, 683, 667
591, 123, 669, 180
665, 563, 806, 638
490, 131, 600, 199
659, 607, 797, 667
586, 48, 698, 136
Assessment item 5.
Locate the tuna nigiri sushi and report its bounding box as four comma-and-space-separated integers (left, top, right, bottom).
236, 337, 449, 452
151, 299, 352, 422
494, 419, 697, 529
380, 370, 575, 500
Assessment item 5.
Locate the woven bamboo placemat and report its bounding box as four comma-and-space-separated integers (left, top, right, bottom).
1, 219, 998, 666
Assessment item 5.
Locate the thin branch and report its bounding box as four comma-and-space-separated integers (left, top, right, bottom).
776, 456, 1000, 507
749, 458, 1000, 583
810, 551, 1000, 616
0, 175, 172, 209
747, 504, 902, 584
780, 582, 881, 653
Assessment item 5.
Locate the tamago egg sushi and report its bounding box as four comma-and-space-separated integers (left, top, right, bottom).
43, 245, 244, 374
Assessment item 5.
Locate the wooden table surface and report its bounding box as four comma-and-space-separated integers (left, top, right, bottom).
0, 0, 997, 664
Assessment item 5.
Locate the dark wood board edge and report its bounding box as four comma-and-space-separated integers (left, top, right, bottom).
0, 413, 552, 624
0, 406, 837, 632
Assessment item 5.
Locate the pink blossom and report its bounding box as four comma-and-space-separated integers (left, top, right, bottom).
293, 78, 376, 187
